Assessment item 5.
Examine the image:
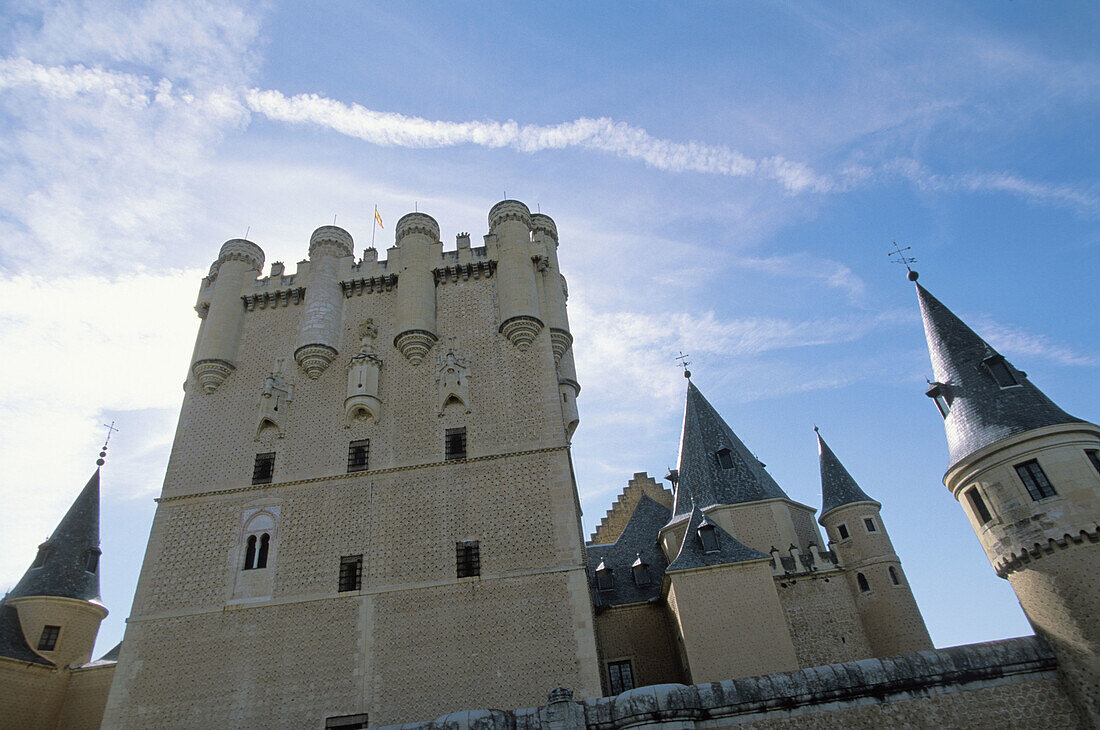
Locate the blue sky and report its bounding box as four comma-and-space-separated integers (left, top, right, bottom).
1, 1, 1097, 660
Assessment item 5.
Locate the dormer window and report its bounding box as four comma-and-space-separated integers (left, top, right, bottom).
84, 548, 101, 573
698, 521, 720, 553
595, 561, 614, 591
631, 554, 650, 586
982, 355, 1018, 388
925, 382, 952, 418
31, 544, 51, 569
716, 448, 734, 469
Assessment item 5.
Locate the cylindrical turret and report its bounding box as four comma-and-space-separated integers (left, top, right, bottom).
294, 226, 353, 379
392, 213, 440, 364
531, 213, 572, 363
490, 200, 543, 350
558, 347, 581, 440
193, 239, 264, 392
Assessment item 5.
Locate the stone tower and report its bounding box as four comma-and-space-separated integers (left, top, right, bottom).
916, 279, 1100, 725
104, 201, 600, 727
816, 430, 932, 656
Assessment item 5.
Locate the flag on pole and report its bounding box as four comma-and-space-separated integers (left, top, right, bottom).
374, 207, 384, 229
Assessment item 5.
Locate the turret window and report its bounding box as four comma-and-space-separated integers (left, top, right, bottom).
716, 448, 734, 469
252, 452, 275, 485
445, 428, 467, 461
982, 355, 1019, 388
836, 523, 850, 540
857, 572, 870, 593
966, 487, 993, 525
1086, 450, 1100, 476
1015, 460, 1056, 501
85, 548, 101, 573
889, 567, 901, 586
31, 544, 51, 569
347, 439, 370, 473
925, 382, 952, 418
37, 625, 60, 651
863, 517, 877, 533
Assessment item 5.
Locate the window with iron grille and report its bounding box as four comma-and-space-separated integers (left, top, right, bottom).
339, 555, 363, 592
347, 439, 370, 473
607, 660, 634, 695
445, 427, 467, 461
37, 625, 60, 651
456, 540, 480, 578
1015, 459, 1056, 501
252, 452, 275, 485
1087, 450, 1100, 476
325, 714, 369, 729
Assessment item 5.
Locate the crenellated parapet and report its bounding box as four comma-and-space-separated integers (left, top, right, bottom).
294, 225, 354, 379
193, 238, 265, 392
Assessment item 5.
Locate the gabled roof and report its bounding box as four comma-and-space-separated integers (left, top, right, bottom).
671, 382, 787, 518
585, 495, 671, 607
8, 470, 101, 602
916, 282, 1085, 467
817, 430, 878, 516
665, 506, 769, 573
0, 602, 53, 665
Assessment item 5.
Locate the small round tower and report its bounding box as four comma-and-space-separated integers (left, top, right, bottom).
294, 226, 353, 379
392, 212, 440, 364
489, 200, 544, 351
193, 239, 264, 392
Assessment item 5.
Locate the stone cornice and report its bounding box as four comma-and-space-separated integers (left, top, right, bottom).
242, 287, 305, 311
156, 444, 570, 503
433, 260, 496, 284
341, 274, 397, 297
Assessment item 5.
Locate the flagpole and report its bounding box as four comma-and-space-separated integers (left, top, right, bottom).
371, 205, 378, 249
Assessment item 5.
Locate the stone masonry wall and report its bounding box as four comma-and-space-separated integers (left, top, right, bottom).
594, 603, 685, 694
776, 570, 873, 668
57, 663, 116, 730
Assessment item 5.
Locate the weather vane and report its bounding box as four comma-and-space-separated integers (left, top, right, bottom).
888, 241, 920, 281
97, 421, 118, 467
676, 351, 692, 379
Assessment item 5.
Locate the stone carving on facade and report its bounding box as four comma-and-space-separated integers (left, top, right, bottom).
436, 338, 472, 416
345, 318, 383, 426
256, 358, 294, 439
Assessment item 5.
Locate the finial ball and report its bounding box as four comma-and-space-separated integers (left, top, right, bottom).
96, 458, 105, 466
683, 369, 691, 379
908, 270, 920, 281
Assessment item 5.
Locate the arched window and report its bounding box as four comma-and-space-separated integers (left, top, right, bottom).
244, 535, 257, 569
857, 572, 870, 593
889, 567, 900, 585
257, 533, 270, 569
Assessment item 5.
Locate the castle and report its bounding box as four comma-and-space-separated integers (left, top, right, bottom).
0, 200, 1096, 729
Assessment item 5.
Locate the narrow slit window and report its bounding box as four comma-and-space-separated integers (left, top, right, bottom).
339, 555, 363, 592
252, 452, 275, 485
966, 487, 993, 525
837, 523, 850, 540
716, 448, 734, 469
983, 355, 1018, 388
37, 625, 61, 651
889, 566, 901, 586
857, 572, 870, 593
1015, 460, 1056, 501
347, 439, 370, 473
1086, 450, 1100, 476
608, 659, 634, 695
256, 533, 270, 569
863, 517, 877, 533
456, 540, 480, 578
445, 427, 467, 461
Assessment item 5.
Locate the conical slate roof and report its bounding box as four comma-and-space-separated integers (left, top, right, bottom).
917, 283, 1084, 468
817, 430, 877, 516
671, 381, 788, 517
8, 470, 101, 602
666, 506, 769, 572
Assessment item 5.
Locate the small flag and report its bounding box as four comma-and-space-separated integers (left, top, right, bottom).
374, 208, 384, 229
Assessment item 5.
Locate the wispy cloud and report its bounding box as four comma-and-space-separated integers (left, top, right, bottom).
974, 317, 1097, 367
731, 253, 867, 301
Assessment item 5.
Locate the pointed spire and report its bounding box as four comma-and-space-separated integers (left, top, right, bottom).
671, 382, 788, 518
816, 429, 877, 516
666, 505, 769, 572
8, 470, 101, 602
916, 282, 1083, 467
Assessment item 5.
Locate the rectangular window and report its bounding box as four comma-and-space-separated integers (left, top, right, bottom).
37, 625, 60, 651
1015, 460, 1056, 501
456, 540, 480, 578
445, 427, 467, 461
607, 659, 635, 695
347, 439, 370, 473
863, 517, 877, 533
85, 549, 100, 573
716, 448, 734, 469
1086, 450, 1100, 476
325, 714, 369, 729
837, 523, 849, 540
966, 487, 993, 525
252, 452, 275, 485
338, 555, 363, 592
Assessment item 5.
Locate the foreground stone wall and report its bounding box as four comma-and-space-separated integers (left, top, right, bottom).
376, 637, 1082, 730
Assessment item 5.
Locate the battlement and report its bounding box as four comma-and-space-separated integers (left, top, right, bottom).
489, 199, 532, 229
769, 543, 838, 576
994, 523, 1100, 577
396, 212, 440, 243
